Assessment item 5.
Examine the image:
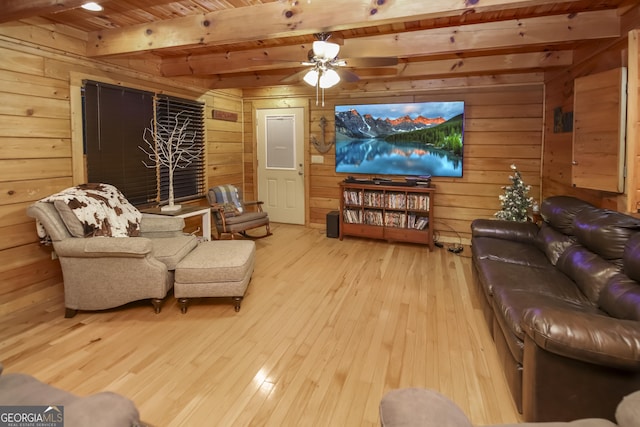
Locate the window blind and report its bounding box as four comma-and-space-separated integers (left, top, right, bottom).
83, 81, 206, 206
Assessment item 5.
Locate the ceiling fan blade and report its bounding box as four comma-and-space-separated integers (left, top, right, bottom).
280, 69, 309, 83
336, 69, 360, 83
250, 57, 302, 65
341, 57, 398, 67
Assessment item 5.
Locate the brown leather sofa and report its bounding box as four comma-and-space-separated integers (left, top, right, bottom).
471, 196, 640, 422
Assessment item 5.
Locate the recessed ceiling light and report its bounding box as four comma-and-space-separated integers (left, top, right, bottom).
81, 2, 103, 12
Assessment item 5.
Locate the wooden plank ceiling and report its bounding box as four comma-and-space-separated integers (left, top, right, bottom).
1, 0, 637, 89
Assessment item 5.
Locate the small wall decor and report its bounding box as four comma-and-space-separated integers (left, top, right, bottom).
563, 111, 573, 132
553, 106, 573, 133
212, 109, 238, 122
310, 116, 334, 153
553, 107, 563, 133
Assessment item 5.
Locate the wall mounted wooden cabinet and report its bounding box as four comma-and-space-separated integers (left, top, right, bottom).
572, 67, 627, 193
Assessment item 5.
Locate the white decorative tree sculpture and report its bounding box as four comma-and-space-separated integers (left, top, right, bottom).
140, 111, 202, 212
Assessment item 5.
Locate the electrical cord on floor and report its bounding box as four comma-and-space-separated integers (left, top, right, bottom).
433, 221, 465, 255
433, 230, 443, 247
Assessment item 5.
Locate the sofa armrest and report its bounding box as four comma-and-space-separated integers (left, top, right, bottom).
380, 388, 473, 427
471, 218, 539, 243
65, 391, 142, 427
522, 306, 640, 370
140, 214, 185, 235
0, 370, 143, 427
53, 237, 153, 258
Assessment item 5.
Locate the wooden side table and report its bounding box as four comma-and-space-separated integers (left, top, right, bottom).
141, 206, 212, 241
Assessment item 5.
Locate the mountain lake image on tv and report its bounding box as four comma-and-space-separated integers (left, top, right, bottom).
335, 101, 464, 177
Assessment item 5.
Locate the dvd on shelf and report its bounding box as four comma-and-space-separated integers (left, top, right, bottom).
364, 209, 384, 226
384, 212, 407, 228
344, 190, 362, 206
408, 214, 429, 230
343, 209, 363, 224
339, 181, 435, 250
407, 194, 429, 210
385, 192, 406, 209
364, 191, 384, 207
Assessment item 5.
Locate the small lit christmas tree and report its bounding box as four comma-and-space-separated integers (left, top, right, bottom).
495, 164, 533, 222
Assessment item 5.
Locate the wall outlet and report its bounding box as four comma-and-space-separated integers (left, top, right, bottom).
311, 155, 324, 164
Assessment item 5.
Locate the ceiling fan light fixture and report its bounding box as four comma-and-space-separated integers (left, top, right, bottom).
303, 69, 319, 86
312, 40, 340, 60
319, 69, 340, 88
81, 2, 103, 11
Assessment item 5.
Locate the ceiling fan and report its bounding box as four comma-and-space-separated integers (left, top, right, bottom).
281, 33, 398, 105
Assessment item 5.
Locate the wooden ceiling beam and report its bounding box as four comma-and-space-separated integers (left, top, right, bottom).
241, 72, 545, 99
0, 0, 90, 24
338, 9, 620, 59
208, 71, 295, 90
206, 67, 400, 89
397, 51, 573, 77
86, 0, 592, 57
227, 72, 545, 93
207, 51, 567, 89
344, 73, 545, 94
160, 11, 614, 78
161, 46, 310, 77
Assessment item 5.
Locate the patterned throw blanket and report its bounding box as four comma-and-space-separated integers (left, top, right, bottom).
37, 183, 142, 242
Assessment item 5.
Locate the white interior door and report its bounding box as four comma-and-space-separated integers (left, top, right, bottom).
256, 108, 305, 224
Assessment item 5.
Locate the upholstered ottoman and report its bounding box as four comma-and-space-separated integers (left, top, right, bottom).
174, 240, 256, 313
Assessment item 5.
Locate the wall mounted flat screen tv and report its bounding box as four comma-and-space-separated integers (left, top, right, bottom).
335, 101, 464, 177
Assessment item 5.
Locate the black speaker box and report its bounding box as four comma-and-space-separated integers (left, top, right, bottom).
326, 211, 339, 238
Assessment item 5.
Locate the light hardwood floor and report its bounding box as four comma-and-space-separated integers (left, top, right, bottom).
0, 224, 520, 426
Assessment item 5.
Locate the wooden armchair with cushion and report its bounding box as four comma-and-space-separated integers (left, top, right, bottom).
206, 185, 272, 239
27, 183, 198, 317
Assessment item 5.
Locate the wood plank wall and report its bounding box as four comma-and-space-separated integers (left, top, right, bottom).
0, 19, 242, 315
542, 37, 631, 210
629, 30, 640, 212
205, 93, 244, 190
243, 80, 544, 245
2, 14, 635, 317
539, 0, 640, 212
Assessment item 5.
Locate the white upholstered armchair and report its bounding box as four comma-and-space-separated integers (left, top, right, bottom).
27, 184, 198, 318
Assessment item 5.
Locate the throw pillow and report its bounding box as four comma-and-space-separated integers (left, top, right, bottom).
54, 200, 88, 237
212, 185, 244, 214
222, 203, 240, 217
616, 390, 640, 427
